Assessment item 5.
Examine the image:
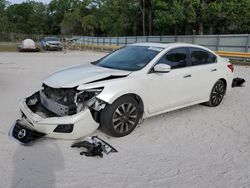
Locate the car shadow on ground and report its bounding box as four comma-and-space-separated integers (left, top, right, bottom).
11, 140, 64, 188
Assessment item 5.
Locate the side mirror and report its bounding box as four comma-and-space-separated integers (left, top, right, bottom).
153, 64, 171, 73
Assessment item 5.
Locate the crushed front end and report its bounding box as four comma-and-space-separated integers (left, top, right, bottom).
9, 84, 106, 143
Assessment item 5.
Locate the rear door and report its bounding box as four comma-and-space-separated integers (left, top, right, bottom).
187, 47, 218, 101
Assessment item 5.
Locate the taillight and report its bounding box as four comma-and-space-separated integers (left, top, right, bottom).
227, 64, 234, 72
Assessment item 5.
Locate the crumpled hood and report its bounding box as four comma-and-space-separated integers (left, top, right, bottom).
43, 63, 131, 88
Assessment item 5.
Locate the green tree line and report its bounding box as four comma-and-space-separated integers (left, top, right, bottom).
0, 0, 250, 36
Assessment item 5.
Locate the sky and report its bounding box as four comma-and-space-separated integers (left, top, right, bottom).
9, 0, 51, 4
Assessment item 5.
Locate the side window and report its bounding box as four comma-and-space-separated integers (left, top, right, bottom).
210, 53, 217, 63
190, 48, 216, 66
157, 48, 188, 69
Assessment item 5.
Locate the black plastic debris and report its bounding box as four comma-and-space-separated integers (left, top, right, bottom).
9, 120, 46, 144
232, 77, 245, 87
71, 136, 118, 157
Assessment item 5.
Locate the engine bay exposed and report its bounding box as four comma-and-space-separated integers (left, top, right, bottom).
26, 84, 106, 118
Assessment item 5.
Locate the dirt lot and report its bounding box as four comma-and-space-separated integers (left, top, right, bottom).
0, 51, 250, 188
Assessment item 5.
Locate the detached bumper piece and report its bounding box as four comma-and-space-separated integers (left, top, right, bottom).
232, 77, 245, 87
71, 136, 118, 157
9, 120, 46, 144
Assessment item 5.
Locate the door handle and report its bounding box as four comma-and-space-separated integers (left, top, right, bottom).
183, 74, 191, 78
211, 69, 217, 72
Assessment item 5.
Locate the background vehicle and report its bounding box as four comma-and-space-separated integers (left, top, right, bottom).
10, 43, 234, 141
41, 37, 62, 51
17, 39, 40, 52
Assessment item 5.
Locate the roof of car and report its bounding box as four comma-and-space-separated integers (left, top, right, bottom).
129, 42, 206, 49
129, 42, 217, 55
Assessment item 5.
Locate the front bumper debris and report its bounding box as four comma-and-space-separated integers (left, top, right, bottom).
9, 120, 46, 144
232, 77, 245, 87
71, 136, 118, 157
17, 98, 99, 139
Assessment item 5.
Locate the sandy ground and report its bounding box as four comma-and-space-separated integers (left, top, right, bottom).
0, 51, 250, 188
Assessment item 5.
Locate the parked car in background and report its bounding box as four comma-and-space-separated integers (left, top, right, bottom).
10, 43, 234, 143
17, 39, 40, 52
41, 37, 62, 51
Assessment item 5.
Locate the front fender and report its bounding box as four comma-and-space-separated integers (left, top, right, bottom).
77, 77, 149, 108
98, 79, 147, 104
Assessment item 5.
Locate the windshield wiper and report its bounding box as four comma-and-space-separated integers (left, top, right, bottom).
96, 64, 133, 71
98, 65, 115, 69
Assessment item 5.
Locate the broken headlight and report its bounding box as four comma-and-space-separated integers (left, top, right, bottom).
76, 87, 106, 111
86, 97, 106, 111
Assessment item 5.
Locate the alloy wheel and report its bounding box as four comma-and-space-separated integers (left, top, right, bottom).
112, 103, 138, 133
211, 82, 225, 106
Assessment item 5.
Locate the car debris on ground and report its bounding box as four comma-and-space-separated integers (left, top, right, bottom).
9, 120, 45, 144
232, 77, 245, 87
71, 136, 118, 157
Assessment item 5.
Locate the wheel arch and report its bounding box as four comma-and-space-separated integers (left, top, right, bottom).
219, 78, 227, 88
102, 93, 144, 116
218, 78, 227, 93
115, 93, 144, 118
91, 92, 145, 123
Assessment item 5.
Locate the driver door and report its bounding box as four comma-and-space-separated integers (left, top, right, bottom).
148, 47, 193, 114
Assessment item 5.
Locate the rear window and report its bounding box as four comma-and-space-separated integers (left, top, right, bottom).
190, 48, 216, 66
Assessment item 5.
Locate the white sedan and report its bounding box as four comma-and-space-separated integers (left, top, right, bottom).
10, 43, 234, 143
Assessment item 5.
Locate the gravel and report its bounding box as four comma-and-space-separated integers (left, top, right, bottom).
0, 51, 249, 188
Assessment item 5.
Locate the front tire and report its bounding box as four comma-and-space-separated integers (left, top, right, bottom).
101, 96, 140, 137
205, 80, 226, 107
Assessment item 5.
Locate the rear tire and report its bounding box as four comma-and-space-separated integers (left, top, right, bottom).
205, 80, 226, 107
100, 96, 140, 137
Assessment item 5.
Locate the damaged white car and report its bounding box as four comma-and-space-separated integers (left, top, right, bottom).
10, 43, 234, 143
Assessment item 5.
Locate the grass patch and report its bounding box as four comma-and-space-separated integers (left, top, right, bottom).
0, 42, 18, 52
